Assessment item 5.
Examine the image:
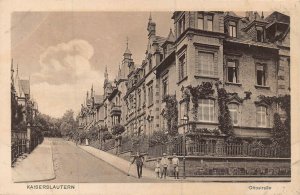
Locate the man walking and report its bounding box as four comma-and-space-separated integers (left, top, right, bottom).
131, 152, 144, 178
172, 153, 179, 179
160, 153, 169, 179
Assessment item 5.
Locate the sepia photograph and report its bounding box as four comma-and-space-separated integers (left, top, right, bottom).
10, 10, 292, 185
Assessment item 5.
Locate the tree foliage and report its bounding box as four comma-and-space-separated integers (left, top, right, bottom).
111, 124, 125, 136
149, 130, 168, 146
259, 95, 290, 147
102, 130, 113, 141
59, 109, 77, 137
34, 113, 62, 137
11, 93, 25, 131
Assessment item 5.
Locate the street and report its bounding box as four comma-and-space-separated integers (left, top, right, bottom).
48, 138, 165, 183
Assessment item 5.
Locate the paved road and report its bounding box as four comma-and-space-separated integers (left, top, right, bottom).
48, 138, 165, 183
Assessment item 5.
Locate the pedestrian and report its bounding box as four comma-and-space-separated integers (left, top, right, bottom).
160, 153, 169, 179
131, 152, 144, 178
154, 158, 161, 178
172, 153, 179, 179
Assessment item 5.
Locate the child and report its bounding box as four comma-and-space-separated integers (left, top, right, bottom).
154, 158, 161, 178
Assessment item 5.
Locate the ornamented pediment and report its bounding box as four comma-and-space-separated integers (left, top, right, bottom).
227, 93, 243, 104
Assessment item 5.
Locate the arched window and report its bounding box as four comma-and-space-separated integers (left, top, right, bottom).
228, 103, 239, 126
256, 106, 267, 127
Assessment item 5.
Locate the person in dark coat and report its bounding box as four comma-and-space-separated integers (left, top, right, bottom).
131, 152, 144, 178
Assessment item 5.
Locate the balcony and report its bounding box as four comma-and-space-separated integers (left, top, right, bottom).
110, 105, 122, 116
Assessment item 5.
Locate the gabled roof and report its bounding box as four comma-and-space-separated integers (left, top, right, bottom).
265, 11, 290, 24
163, 29, 175, 45
224, 11, 241, 19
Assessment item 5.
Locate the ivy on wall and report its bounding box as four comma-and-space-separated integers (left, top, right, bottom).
180, 81, 255, 140
215, 82, 234, 139
162, 95, 178, 136
258, 95, 290, 147
186, 82, 215, 122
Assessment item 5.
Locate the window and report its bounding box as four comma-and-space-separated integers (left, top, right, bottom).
199, 99, 214, 122
228, 104, 239, 125
149, 58, 152, 70
148, 84, 153, 106
197, 13, 204, 30
180, 102, 186, 121
179, 54, 186, 80
178, 15, 185, 35
229, 23, 237, 37
138, 91, 141, 109
207, 15, 213, 31
227, 60, 238, 83
256, 63, 266, 86
199, 52, 214, 76
143, 87, 146, 105
162, 76, 169, 98
256, 106, 267, 127
257, 30, 264, 42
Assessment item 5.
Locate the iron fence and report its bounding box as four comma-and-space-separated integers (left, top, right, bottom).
11, 130, 44, 166
148, 142, 290, 158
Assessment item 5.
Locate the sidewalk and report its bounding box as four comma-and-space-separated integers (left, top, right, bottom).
12, 138, 55, 183
78, 144, 158, 179
78, 144, 291, 182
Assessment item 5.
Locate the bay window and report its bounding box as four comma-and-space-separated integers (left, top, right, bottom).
199, 99, 215, 122
198, 52, 214, 76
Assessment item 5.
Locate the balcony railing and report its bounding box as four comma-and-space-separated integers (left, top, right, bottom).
110, 105, 122, 116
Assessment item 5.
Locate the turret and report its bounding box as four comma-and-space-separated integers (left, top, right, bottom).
147, 13, 156, 39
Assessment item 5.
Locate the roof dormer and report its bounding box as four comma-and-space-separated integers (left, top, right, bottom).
243, 12, 268, 42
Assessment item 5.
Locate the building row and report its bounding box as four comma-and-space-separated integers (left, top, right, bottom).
11, 60, 38, 128
78, 11, 290, 144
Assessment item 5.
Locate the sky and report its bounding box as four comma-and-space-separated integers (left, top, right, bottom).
12, 12, 173, 118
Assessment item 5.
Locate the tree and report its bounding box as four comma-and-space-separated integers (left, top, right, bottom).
111, 124, 125, 136
102, 130, 113, 141
11, 94, 25, 131
59, 109, 76, 137
149, 130, 168, 146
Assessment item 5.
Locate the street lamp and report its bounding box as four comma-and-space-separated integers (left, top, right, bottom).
181, 114, 189, 179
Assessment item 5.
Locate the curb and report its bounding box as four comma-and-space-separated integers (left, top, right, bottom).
13, 139, 56, 183
76, 144, 139, 179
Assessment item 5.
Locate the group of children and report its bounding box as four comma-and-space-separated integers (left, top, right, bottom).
154, 153, 179, 179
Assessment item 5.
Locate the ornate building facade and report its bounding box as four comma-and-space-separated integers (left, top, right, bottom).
78, 11, 290, 144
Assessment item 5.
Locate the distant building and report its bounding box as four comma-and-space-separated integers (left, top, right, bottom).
11, 60, 38, 127
78, 85, 104, 131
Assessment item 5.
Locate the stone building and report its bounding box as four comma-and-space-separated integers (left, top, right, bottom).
11, 60, 38, 125
77, 11, 290, 177
78, 85, 104, 131
79, 11, 290, 145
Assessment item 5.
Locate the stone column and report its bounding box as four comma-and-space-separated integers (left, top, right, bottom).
26, 123, 31, 153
